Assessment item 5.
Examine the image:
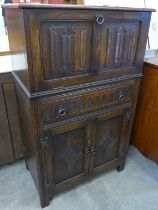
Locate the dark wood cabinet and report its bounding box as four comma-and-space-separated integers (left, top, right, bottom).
131, 57, 158, 164
4, 3, 153, 208
0, 73, 24, 165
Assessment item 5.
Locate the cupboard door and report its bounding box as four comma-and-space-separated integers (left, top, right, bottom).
40, 120, 90, 195
0, 118, 14, 165
40, 21, 93, 80
0, 85, 14, 165
3, 83, 24, 159
0, 85, 7, 119
90, 108, 132, 174
94, 12, 150, 74
27, 10, 150, 91
27, 9, 96, 91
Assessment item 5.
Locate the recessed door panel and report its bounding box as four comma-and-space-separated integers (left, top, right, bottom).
53, 127, 85, 184
40, 21, 93, 80
28, 10, 150, 91
90, 108, 132, 174
99, 21, 140, 71
39, 120, 90, 194
94, 116, 122, 168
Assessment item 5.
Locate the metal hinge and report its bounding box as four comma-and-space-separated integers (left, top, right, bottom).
40, 136, 49, 150
84, 146, 96, 157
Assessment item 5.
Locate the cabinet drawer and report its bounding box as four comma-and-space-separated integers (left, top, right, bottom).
37, 80, 135, 127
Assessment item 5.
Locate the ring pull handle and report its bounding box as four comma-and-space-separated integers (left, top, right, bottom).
96, 15, 105, 25
58, 106, 66, 117
118, 92, 124, 101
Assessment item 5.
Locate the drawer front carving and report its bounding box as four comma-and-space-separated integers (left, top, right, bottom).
38, 81, 134, 126
28, 10, 149, 91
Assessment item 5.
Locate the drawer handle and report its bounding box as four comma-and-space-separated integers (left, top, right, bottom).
118, 93, 124, 101
58, 107, 66, 116
96, 15, 105, 25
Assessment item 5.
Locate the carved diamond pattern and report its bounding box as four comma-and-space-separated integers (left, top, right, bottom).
60, 134, 83, 172
98, 128, 118, 151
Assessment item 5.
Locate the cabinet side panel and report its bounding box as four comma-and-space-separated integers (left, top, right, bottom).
15, 82, 44, 200
5, 8, 31, 92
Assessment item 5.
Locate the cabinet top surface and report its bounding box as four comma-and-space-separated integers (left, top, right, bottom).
144, 57, 158, 69
2, 3, 155, 12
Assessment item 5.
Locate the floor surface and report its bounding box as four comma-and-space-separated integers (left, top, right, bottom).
0, 146, 158, 210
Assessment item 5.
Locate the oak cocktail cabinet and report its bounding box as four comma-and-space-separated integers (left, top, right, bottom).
3, 3, 153, 207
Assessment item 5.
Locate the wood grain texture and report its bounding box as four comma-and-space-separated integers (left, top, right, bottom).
4, 5, 152, 208
3, 83, 24, 159
0, 117, 14, 165
0, 85, 7, 119
0, 73, 24, 166
0, 72, 13, 84
2, 3, 155, 12
131, 59, 158, 164
5, 8, 152, 93
0, 83, 14, 165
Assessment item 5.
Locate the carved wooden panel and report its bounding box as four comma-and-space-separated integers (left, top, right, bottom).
39, 82, 133, 126
93, 115, 122, 168
52, 127, 85, 184
40, 21, 93, 80
99, 21, 140, 71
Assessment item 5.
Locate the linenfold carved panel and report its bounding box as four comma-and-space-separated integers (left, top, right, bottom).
99, 21, 140, 70
40, 21, 93, 79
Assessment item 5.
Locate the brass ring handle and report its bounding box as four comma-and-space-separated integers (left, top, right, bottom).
118, 93, 124, 101
58, 107, 66, 116
96, 15, 105, 25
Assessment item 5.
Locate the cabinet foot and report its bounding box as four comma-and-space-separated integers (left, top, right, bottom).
25, 159, 29, 171
41, 200, 50, 208
116, 160, 125, 172
40, 192, 52, 208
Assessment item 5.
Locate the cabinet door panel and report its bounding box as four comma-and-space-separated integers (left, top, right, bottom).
40, 120, 90, 194
94, 11, 150, 74
41, 21, 93, 80
99, 21, 139, 70
27, 10, 150, 92
28, 10, 96, 91
0, 85, 14, 165
3, 83, 24, 159
53, 127, 86, 184
0, 85, 7, 119
94, 115, 122, 168
90, 108, 132, 174
0, 118, 14, 165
